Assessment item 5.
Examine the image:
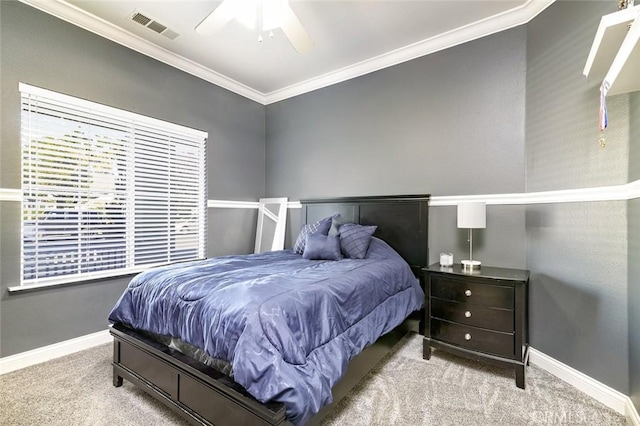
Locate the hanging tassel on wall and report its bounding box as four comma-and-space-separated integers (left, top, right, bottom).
599, 80, 609, 148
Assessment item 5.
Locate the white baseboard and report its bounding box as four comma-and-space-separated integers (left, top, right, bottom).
0, 329, 111, 375
529, 348, 639, 425
629, 398, 640, 426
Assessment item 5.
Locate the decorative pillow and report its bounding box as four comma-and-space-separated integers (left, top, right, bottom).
338, 223, 377, 259
293, 216, 332, 254
302, 233, 342, 260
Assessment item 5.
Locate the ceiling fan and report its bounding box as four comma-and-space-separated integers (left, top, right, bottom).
196, 0, 313, 53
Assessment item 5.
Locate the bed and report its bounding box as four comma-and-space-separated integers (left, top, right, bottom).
109, 194, 430, 425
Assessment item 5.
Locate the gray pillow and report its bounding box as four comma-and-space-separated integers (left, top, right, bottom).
328, 213, 344, 237
293, 216, 332, 254
338, 223, 377, 259
302, 233, 342, 260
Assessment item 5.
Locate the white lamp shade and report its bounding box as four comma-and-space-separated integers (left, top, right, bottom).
457, 202, 486, 229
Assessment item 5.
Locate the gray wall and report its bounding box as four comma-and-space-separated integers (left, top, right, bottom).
0, 1, 265, 356
266, 26, 528, 267
525, 1, 630, 393
629, 91, 640, 412
266, 0, 635, 398
1, 0, 637, 409
630, 199, 640, 412
266, 27, 526, 199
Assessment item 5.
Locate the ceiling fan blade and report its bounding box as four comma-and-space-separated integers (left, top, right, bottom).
196, 0, 235, 35
280, 5, 313, 53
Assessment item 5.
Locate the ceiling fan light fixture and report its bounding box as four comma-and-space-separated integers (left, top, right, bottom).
262, 0, 288, 31
196, 0, 313, 53
230, 0, 258, 29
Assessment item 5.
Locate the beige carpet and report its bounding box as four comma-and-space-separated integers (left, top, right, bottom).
0, 332, 627, 425
322, 334, 626, 425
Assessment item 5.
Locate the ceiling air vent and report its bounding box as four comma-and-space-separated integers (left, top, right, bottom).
131, 12, 151, 26
129, 10, 179, 40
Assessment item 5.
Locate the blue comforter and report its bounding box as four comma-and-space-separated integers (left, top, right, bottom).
109, 237, 424, 424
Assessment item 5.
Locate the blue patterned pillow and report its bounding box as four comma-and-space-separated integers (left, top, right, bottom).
339, 223, 378, 259
302, 233, 342, 260
293, 216, 332, 254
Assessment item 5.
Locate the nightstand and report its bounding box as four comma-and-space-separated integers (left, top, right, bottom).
422, 263, 530, 389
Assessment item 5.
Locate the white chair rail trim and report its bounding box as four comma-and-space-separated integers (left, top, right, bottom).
207, 199, 260, 209
429, 179, 640, 206
207, 199, 302, 209
0, 188, 21, 201
3, 180, 640, 206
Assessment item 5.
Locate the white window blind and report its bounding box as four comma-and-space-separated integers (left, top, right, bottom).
20, 83, 207, 287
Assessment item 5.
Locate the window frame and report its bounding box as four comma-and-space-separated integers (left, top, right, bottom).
16, 83, 208, 290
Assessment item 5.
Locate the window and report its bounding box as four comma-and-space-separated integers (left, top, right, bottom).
20, 83, 207, 287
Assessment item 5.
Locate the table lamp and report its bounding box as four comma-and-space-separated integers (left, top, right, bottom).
457, 201, 486, 270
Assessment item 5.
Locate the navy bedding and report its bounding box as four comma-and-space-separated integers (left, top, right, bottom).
109, 237, 424, 424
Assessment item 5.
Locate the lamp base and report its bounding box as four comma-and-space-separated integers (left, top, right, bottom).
461, 259, 481, 271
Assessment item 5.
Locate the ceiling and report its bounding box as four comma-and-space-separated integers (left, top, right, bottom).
21, 0, 554, 104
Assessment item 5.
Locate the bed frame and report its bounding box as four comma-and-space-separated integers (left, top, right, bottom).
111, 194, 430, 426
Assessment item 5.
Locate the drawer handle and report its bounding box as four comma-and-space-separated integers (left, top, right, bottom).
464, 289, 472, 297
464, 333, 472, 341
465, 311, 472, 318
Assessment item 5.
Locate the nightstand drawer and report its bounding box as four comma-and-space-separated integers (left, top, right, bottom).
431, 297, 513, 333
424, 264, 530, 389
430, 318, 514, 358
431, 276, 513, 309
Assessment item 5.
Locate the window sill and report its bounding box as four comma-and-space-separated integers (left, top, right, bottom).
8, 258, 206, 293
7, 272, 139, 293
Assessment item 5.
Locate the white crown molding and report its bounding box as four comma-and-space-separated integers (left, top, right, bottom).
0, 329, 111, 375
264, 0, 555, 104
18, 0, 266, 104
529, 348, 639, 423
18, 0, 553, 105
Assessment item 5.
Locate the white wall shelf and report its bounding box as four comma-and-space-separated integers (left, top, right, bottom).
584, 5, 640, 96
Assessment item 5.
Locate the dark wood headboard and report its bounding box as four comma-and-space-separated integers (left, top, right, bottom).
300, 195, 430, 277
